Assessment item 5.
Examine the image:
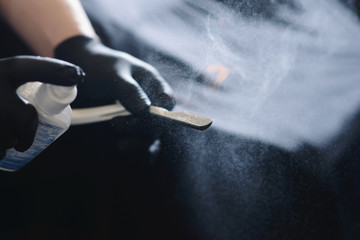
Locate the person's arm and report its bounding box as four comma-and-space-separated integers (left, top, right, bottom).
0, 0, 97, 57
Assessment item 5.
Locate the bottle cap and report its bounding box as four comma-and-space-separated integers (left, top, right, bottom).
35, 84, 77, 115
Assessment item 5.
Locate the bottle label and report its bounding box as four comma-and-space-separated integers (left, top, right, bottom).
0, 121, 64, 172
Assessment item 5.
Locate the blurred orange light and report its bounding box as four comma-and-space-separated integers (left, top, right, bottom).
206, 64, 230, 88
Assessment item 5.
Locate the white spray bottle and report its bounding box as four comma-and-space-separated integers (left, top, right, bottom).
0, 82, 77, 172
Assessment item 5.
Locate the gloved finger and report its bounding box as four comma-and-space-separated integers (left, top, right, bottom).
2, 92, 39, 152
0, 56, 85, 89
132, 64, 176, 110
0, 128, 18, 150
13, 103, 38, 152
0, 150, 5, 160
114, 73, 151, 115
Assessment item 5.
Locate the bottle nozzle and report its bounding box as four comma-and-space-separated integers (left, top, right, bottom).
48, 85, 77, 102
35, 84, 77, 115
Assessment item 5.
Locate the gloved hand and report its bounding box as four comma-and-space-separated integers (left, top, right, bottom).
0, 56, 85, 160
54, 35, 176, 114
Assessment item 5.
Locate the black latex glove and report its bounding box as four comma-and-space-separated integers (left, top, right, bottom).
55, 35, 176, 114
0, 56, 85, 160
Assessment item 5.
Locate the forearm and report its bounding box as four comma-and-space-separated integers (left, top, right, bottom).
0, 0, 98, 57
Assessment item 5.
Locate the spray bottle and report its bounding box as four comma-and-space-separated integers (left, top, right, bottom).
0, 82, 77, 172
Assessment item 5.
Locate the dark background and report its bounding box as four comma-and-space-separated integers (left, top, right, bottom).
0, 0, 360, 239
